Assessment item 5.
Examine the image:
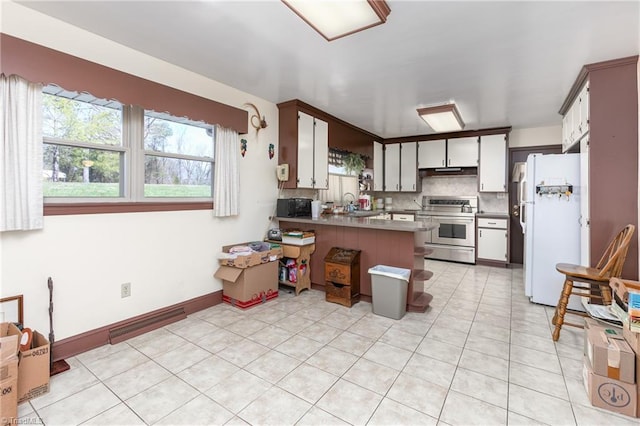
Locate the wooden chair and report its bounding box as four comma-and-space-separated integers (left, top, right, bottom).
551, 224, 635, 341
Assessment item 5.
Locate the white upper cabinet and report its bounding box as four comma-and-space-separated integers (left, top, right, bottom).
384, 143, 400, 191
297, 112, 315, 188
562, 81, 589, 153
313, 117, 329, 189
447, 137, 478, 167
296, 111, 328, 189
418, 140, 446, 168
373, 141, 384, 191
479, 134, 507, 192
418, 138, 477, 168
400, 142, 418, 192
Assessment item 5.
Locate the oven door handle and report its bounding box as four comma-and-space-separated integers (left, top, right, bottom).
432, 218, 474, 225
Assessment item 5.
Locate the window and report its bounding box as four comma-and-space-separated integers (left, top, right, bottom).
42, 86, 215, 205
143, 112, 214, 198
43, 89, 124, 198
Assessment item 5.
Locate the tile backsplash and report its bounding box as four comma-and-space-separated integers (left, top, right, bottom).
280, 175, 510, 214
371, 176, 509, 214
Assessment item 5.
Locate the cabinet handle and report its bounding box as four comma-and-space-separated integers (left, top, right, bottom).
479, 230, 482, 237
488, 222, 496, 225
442, 159, 444, 166
481, 183, 484, 190
396, 184, 399, 190
448, 159, 451, 166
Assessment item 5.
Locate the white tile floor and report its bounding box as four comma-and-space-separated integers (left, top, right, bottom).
17, 260, 640, 425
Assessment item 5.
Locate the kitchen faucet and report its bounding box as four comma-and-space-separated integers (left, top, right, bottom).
342, 192, 356, 211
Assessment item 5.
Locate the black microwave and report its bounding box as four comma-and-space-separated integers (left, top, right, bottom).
277, 198, 312, 217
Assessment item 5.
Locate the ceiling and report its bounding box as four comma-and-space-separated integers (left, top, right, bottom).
17, 1, 640, 139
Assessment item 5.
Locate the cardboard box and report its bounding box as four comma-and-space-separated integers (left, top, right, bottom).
215, 261, 278, 309
585, 320, 635, 383
0, 364, 18, 426
0, 356, 18, 383
218, 242, 283, 268
17, 330, 50, 403
583, 358, 637, 417
0, 323, 21, 362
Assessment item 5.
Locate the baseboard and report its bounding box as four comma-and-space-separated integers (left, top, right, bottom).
475, 259, 510, 268
51, 290, 222, 361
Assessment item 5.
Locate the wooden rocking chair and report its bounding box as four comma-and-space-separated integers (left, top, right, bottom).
551, 224, 635, 341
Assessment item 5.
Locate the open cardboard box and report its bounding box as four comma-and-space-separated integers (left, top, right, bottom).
215, 260, 279, 309
218, 241, 283, 268
17, 330, 50, 403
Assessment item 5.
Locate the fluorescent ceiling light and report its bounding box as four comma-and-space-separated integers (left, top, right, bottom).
282, 0, 391, 41
417, 103, 465, 132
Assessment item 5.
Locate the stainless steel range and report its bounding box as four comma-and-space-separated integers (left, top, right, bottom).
416, 195, 478, 264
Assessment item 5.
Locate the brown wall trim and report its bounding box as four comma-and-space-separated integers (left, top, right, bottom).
1, 33, 248, 134
44, 201, 213, 216
559, 55, 639, 115
51, 290, 223, 362
508, 144, 562, 154
277, 99, 383, 141
384, 126, 512, 144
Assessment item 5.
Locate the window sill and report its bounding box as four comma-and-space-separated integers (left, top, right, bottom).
44, 201, 213, 216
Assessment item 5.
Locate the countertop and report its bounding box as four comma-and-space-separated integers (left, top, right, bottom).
277, 215, 437, 232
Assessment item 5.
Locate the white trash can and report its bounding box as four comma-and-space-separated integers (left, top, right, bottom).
368, 265, 411, 320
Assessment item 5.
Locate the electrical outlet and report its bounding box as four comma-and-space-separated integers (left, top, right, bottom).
121, 282, 131, 298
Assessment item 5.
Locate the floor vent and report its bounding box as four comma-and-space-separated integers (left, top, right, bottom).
108, 307, 187, 344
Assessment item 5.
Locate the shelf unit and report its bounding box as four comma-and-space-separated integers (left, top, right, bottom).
269, 241, 315, 296
409, 234, 434, 312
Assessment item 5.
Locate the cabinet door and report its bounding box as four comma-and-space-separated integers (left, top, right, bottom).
373, 141, 384, 191
479, 134, 507, 192
400, 142, 417, 192
417, 140, 446, 168
578, 82, 589, 137
297, 112, 315, 188
562, 113, 571, 152
313, 117, 329, 189
447, 137, 478, 167
384, 143, 400, 191
477, 227, 507, 261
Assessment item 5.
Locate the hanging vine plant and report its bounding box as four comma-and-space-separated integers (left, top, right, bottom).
342, 152, 366, 176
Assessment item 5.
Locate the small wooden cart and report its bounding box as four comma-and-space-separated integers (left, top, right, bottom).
271, 241, 316, 295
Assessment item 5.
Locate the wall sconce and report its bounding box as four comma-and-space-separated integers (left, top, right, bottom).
417, 102, 465, 132
243, 103, 268, 133
282, 0, 391, 41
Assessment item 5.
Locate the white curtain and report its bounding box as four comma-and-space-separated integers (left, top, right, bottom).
318, 174, 359, 205
213, 125, 239, 217
0, 74, 44, 231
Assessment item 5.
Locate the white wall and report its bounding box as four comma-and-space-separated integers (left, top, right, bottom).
0, 2, 280, 339
509, 125, 562, 148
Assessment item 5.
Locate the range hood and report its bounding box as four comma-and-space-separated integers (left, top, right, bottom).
423, 166, 478, 177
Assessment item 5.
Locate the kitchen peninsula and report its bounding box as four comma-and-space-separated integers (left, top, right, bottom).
278, 215, 437, 312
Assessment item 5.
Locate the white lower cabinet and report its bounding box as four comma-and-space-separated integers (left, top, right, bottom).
477, 217, 508, 264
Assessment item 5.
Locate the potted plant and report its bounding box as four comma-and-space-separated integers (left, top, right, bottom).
342, 152, 366, 176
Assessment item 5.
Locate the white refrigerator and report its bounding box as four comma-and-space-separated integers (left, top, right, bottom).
521, 153, 583, 311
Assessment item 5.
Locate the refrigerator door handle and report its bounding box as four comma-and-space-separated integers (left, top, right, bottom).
519, 175, 527, 233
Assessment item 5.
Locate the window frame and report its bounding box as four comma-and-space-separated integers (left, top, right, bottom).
42, 91, 216, 214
